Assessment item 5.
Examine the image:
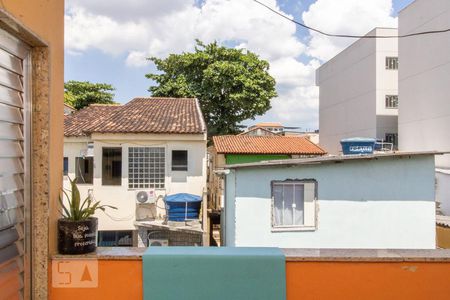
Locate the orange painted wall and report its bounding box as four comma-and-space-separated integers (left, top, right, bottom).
286, 261, 450, 300
49, 260, 143, 300
2, 0, 65, 252
48, 259, 450, 300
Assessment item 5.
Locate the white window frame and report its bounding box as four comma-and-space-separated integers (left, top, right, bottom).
385, 57, 398, 70
128, 147, 166, 189
271, 180, 317, 232
385, 95, 398, 109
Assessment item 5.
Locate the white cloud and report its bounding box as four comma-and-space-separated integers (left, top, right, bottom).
302, 0, 397, 61
65, 0, 398, 130
65, 0, 304, 63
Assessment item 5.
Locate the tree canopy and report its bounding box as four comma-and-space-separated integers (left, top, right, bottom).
146, 40, 277, 135
64, 80, 116, 110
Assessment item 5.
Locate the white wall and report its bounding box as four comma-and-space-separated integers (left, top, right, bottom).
398, 0, 450, 213
317, 28, 398, 154
63, 133, 207, 231
225, 155, 436, 249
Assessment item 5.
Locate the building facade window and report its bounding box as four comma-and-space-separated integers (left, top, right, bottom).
128, 147, 165, 189
75, 157, 93, 184
385, 95, 398, 109
63, 157, 68, 175
385, 57, 398, 70
172, 150, 188, 171
98, 231, 133, 247
271, 180, 316, 230
102, 147, 122, 186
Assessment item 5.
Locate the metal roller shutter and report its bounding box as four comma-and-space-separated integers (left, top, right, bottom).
0, 28, 31, 300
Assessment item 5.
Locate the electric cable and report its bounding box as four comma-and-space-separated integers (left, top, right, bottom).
253, 0, 450, 39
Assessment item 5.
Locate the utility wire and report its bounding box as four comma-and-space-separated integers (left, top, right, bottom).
253, 0, 450, 39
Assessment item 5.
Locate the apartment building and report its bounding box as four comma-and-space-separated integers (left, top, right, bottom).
317, 28, 399, 154
398, 0, 450, 214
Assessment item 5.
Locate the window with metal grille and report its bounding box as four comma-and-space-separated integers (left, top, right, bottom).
128, 147, 165, 189
385, 57, 398, 70
385, 95, 398, 109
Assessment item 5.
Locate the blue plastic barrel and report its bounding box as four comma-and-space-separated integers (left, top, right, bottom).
340, 138, 376, 155
165, 193, 202, 221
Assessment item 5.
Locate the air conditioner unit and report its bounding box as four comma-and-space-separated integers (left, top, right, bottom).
135, 190, 156, 204
148, 239, 169, 247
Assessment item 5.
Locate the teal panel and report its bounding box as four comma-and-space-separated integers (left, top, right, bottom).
143, 247, 286, 300
226, 154, 290, 165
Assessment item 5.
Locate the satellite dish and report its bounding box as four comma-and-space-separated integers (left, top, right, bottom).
136, 191, 149, 204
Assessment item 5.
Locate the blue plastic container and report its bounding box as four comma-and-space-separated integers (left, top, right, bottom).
340, 138, 376, 155
165, 193, 202, 221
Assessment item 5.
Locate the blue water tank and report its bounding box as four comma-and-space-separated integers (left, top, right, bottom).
340, 138, 376, 155
165, 193, 202, 221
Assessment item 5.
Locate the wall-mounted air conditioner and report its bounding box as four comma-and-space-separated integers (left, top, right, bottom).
148, 239, 169, 247
135, 190, 156, 204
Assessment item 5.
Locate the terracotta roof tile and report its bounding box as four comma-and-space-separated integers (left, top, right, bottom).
64, 104, 121, 137
212, 135, 326, 155
64, 97, 206, 137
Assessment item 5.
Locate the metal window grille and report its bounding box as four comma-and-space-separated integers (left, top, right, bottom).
385, 95, 399, 109
385, 57, 398, 70
128, 147, 165, 189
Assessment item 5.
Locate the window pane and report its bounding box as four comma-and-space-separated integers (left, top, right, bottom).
75, 157, 93, 184
63, 157, 68, 176
293, 184, 304, 225
172, 150, 188, 171
273, 184, 283, 226
273, 182, 306, 227
102, 148, 122, 186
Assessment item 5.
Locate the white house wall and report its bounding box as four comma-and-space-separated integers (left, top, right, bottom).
63, 134, 207, 231
398, 0, 450, 213
225, 155, 436, 249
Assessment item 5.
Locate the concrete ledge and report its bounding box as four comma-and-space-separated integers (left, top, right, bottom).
283, 248, 450, 262
51, 247, 450, 262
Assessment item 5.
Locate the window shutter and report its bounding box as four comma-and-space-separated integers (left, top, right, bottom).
0, 28, 30, 299
303, 182, 316, 227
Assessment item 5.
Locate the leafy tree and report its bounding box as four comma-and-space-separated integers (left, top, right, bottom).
64, 81, 116, 110
146, 40, 277, 135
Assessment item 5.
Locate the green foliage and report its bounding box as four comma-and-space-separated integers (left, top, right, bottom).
59, 177, 117, 221
146, 40, 277, 135
64, 80, 116, 110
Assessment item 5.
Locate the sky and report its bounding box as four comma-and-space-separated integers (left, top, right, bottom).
65, 0, 414, 131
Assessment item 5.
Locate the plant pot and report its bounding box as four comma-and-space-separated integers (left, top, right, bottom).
58, 217, 98, 254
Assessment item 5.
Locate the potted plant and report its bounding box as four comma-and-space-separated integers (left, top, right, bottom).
58, 177, 116, 254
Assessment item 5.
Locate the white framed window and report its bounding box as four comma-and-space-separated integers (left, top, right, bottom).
385, 57, 398, 70
271, 180, 316, 230
385, 95, 398, 109
128, 147, 165, 189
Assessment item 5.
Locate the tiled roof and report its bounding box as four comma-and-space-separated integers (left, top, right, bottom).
64, 104, 121, 137
64, 97, 206, 137
212, 135, 326, 155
